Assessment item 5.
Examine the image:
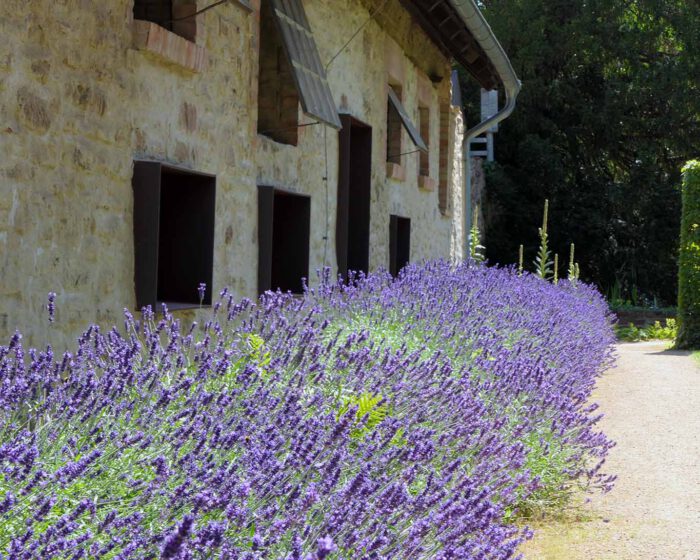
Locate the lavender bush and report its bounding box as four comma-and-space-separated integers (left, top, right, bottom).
0, 261, 615, 559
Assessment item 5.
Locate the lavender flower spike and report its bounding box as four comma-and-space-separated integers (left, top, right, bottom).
161, 514, 194, 559
47, 292, 57, 323
314, 536, 337, 559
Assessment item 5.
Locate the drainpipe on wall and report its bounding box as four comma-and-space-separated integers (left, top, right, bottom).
449, 0, 522, 257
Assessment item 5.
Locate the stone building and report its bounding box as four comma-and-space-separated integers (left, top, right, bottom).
0, 0, 519, 347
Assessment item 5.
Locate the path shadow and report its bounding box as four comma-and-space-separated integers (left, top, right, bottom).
648, 348, 693, 357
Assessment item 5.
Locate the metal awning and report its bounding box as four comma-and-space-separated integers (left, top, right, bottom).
388, 87, 428, 153
270, 0, 342, 129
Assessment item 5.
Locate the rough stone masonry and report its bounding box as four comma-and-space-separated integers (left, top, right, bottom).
0, 0, 468, 349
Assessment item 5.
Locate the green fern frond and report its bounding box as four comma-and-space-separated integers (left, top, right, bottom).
338, 392, 389, 438
245, 333, 271, 374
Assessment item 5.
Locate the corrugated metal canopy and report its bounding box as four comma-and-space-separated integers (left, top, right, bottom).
388, 87, 428, 153
270, 0, 342, 129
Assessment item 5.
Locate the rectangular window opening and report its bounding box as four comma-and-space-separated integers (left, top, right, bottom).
389, 215, 411, 277
132, 161, 216, 310
257, 0, 300, 145
133, 0, 197, 42
258, 187, 310, 294
419, 105, 430, 177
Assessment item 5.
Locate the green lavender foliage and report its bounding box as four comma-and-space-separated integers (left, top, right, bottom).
676, 160, 700, 349
469, 205, 486, 263
534, 200, 553, 280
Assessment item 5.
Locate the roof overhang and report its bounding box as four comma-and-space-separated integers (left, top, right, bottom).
402, 0, 520, 95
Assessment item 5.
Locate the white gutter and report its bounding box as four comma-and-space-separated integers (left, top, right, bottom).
448, 0, 521, 256
449, 0, 522, 139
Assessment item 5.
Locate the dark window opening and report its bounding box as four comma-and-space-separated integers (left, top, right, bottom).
132, 161, 216, 310
258, 186, 310, 294
387, 85, 403, 164
257, 0, 299, 145
133, 0, 197, 42
389, 215, 411, 277
419, 105, 430, 177
337, 115, 372, 279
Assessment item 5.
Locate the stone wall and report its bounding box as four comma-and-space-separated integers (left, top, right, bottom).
0, 0, 468, 349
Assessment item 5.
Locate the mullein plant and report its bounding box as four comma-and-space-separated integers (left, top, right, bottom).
468, 205, 486, 263
518, 245, 524, 276
568, 243, 580, 283
534, 199, 553, 280
0, 262, 616, 559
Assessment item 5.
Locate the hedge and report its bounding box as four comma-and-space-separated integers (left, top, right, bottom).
676, 160, 700, 349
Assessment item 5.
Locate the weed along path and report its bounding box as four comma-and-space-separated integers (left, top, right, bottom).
521, 341, 700, 559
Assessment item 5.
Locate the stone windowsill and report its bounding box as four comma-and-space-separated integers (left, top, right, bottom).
133, 20, 209, 73
386, 162, 406, 181
418, 175, 437, 192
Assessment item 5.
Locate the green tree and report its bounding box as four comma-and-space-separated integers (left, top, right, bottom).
462, 0, 700, 305
676, 161, 700, 349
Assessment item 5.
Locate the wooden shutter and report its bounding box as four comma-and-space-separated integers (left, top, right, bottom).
268, 0, 342, 129
336, 116, 352, 278
388, 87, 428, 152
258, 185, 275, 295
389, 215, 399, 277
132, 161, 162, 310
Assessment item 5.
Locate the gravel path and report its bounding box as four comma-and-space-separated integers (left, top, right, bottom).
521, 342, 700, 559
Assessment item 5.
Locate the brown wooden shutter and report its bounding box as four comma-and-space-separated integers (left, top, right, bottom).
388, 87, 428, 152
268, 0, 342, 129
389, 215, 399, 277
258, 185, 275, 295
336, 116, 352, 278
132, 161, 162, 310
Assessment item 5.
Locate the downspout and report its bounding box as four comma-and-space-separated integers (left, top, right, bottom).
449, 0, 522, 255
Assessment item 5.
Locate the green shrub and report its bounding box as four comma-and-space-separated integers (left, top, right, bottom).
676, 160, 700, 349
616, 319, 677, 342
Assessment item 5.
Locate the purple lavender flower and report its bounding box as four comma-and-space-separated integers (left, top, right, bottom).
314, 536, 337, 559
47, 292, 56, 323
161, 514, 194, 558
198, 283, 207, 305
0, 261, 615, 559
